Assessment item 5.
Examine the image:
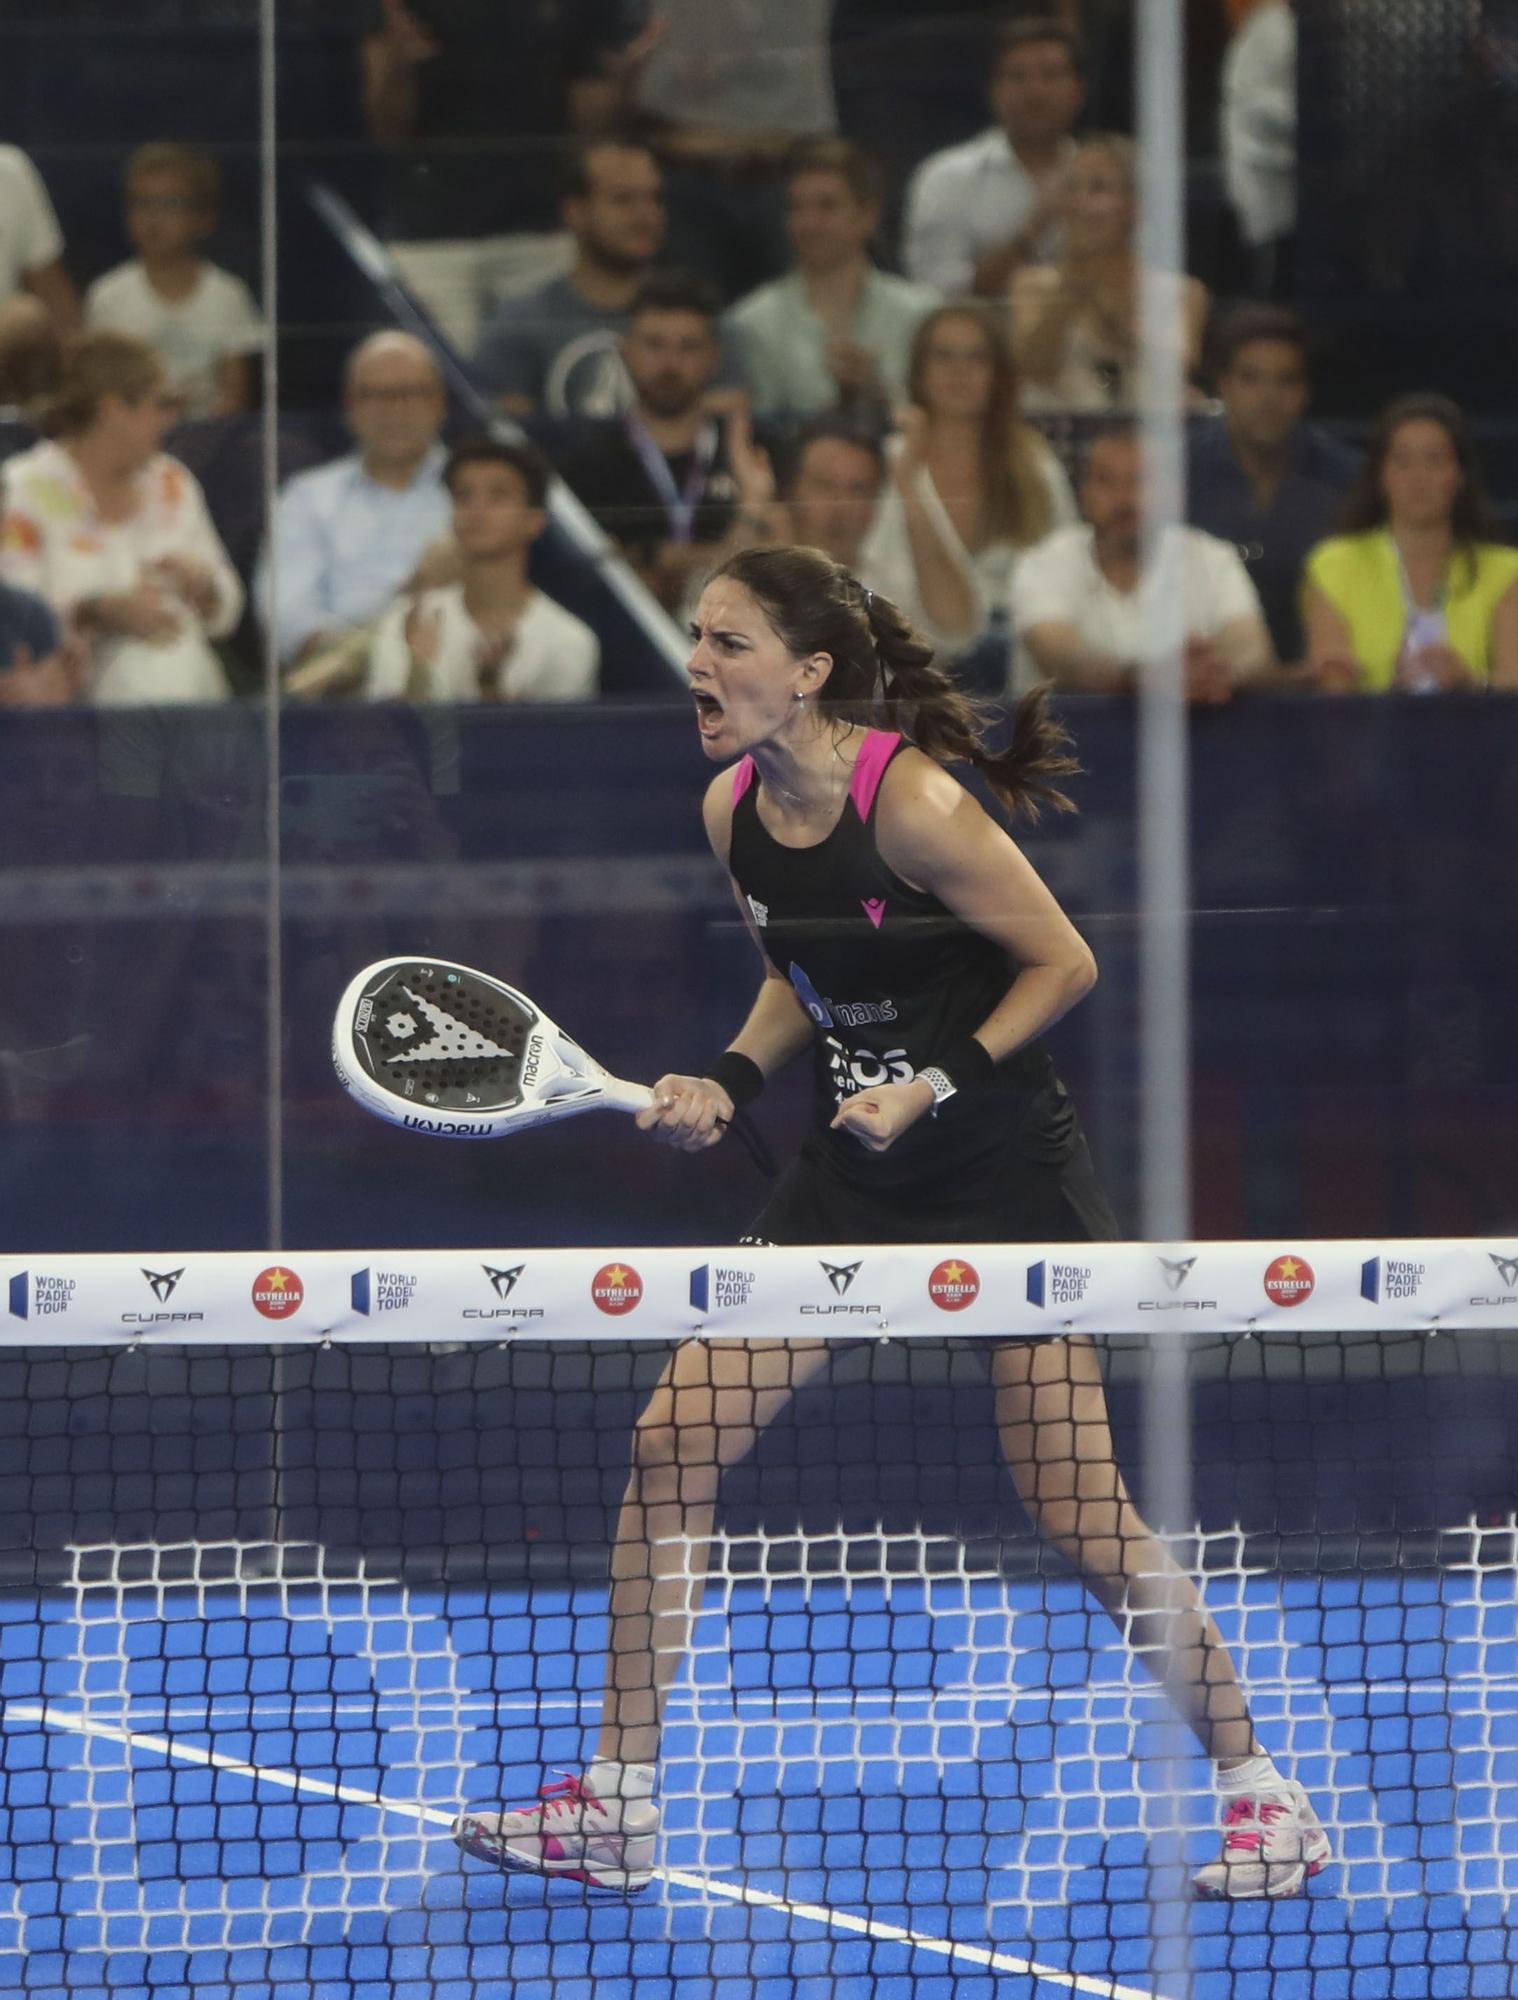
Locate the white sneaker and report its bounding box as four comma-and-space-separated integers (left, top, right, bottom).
454, 1772, 658, 1893
1192, 1779, 1331, 1899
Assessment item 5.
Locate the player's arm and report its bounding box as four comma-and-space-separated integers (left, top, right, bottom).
635, 770, 812, 1151
834, 752, 1096, 1153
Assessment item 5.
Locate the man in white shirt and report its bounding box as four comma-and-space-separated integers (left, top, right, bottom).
725, 139, 938, 422
366, 437, 597, 703
257, 331, 452, 667
1011, 425, 1274, 698
901, 17, 1084, 299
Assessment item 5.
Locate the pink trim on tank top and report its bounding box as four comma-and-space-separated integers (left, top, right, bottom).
848, 730, 901, 821
731, 756, 756, 804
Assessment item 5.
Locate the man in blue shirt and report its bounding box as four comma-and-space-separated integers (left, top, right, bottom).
1187, 306, 1359, 667
257, 331, 452, 667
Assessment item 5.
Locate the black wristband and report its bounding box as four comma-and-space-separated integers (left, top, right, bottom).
702, 1050, 765, 1108
938, 1036, 996, 1095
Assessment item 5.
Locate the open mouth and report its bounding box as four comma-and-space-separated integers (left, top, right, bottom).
692, 690, 725, 735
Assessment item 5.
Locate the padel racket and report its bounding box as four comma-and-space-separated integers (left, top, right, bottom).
333, 957, 654, 1138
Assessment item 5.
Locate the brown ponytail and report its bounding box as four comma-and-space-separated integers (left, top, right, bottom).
710, 542, 1080, 822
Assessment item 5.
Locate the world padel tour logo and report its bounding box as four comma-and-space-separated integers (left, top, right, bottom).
1263, 1255, 1315, 1307
928, 1258, 980, 1311
350, 1268, 418, 1315
592, 1262, 643, 1315
1026, 1259, 1090, 1307
8, 1272, 75, 1320
252, 1266, 304, 1319
1360, 1256, 1425, 1304
689, 1265, 755, 1312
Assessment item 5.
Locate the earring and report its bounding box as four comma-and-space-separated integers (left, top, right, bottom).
793, 690, 807, 703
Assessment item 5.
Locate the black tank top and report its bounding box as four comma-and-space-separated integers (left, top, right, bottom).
727, 729, 1078, 1193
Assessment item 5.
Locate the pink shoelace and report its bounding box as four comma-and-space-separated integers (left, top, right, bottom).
515, 1773, 603, 1824
1221, 1795, 1290, 1855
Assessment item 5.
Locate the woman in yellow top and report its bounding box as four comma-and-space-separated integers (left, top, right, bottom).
1303, 393, 1518, 692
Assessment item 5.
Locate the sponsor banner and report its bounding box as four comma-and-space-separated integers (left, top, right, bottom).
0, 1242, 1512, 1344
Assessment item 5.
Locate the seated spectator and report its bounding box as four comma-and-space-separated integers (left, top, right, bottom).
724, 139, 938, 423
84, 145, 265, 420
558, 272, 739, 616
901, 15, 1085, 298
1188, 305, 1359, 666
257, 331, 451, 668
626, 0, 837, 301
474, 139, 667, 420
860, 302, 1076, 667
0, 294, 62, 421
360, 0, 636, 353
1303, 394, 1518, 693
0, 143, 79, 335
1010, 423, 1272, 696
0, 578, 77, 707
0, 332, 242, 704
1221, 0, 1297, 295
718, 413, 982, 651
366, 437, 598, 703
1009, 135, 1208, 412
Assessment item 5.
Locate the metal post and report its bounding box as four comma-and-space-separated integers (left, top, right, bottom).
1136, 1, 1196, 1988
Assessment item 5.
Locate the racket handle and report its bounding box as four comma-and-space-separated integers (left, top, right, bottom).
598, 1074, 656, 1115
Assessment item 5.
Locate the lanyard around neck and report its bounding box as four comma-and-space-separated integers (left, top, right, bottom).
624, 410, 719, 544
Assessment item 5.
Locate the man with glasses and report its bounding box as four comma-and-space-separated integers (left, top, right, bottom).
257, 331, 452, 670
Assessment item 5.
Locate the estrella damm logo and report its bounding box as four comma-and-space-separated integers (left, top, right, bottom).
592, 1262, 643, 1315
928, 1258, 980, 1312
252, 1266, 304, 1319
1263, 1255, 1315, 1307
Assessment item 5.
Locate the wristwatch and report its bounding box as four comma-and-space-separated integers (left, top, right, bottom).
916, 1066, 958, 1114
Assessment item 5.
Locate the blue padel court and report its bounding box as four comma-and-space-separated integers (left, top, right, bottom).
1, 1558, 1515, 2000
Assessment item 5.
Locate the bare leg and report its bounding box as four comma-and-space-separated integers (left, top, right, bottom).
992, 1334, 1259, 1765
595, 1337, 833, 1769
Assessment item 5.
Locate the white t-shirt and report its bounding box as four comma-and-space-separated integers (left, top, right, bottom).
365, 582, 600, 704
1010, 524, 1267, 677
84, 260, 266, 419
860, 433, 1077, 655
1222, 1, 1296, 247
636, 0, 836, 136
0, 145, 65, 304
901, 130, 1072, 296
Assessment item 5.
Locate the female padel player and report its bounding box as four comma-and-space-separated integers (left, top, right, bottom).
455, 545, 1329, 1901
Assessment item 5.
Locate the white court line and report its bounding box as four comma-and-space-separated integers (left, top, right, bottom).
12, 1700, 1165, 2000
38, 1674, 1518, 1725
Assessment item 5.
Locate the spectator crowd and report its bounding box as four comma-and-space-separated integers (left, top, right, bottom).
4, 1, 1518, 712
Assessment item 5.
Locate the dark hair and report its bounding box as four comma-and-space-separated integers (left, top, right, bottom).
627, 268, 723, 327
127, 141, 220, 210
443, 434, 550, 509
1339, 394, 1502, 577
783, 418, 886, 492
907, 301, 1054, 545
783, 137, 886, 210
1078, 418, 1138, 478
1211, 303, 1311, 378
992, 14, 1085, 74
710, 543, 1079, 822
560, 133, 659, 205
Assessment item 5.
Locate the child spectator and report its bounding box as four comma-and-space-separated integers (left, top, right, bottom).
365, 438, 599, 703
84, 144, 264, 419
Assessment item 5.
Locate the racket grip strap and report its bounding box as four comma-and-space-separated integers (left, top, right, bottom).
703, 1050, 765, 1108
